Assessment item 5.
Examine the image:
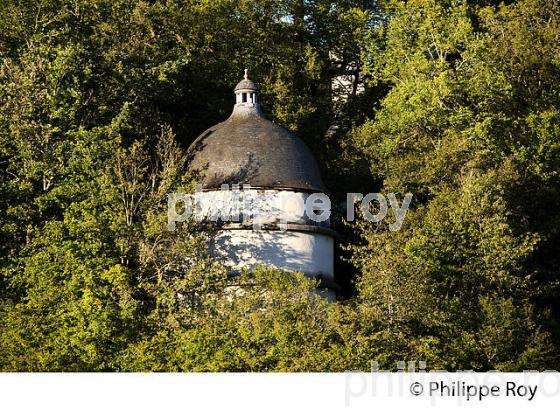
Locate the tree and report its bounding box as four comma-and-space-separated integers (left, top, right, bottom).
350, 0, 560, 370
1, 0, 559, 372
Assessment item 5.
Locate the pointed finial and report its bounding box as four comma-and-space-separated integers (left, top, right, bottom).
244, 68, 248, 80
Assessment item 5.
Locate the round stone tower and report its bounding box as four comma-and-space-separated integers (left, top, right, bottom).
187, 70, 336, 298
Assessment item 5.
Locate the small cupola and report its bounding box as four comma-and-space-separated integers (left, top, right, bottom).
234, 69, 260, 107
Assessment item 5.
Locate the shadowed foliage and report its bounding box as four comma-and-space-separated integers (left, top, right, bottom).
0, 0, 559, 371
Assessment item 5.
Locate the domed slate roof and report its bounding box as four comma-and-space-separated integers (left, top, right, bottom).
187, 73, 325, 192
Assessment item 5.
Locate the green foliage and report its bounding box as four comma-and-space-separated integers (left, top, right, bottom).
350, 0, 560, 370
1, 0, 559, 371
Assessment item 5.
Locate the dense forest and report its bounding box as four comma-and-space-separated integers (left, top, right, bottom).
1, 0, 559, 371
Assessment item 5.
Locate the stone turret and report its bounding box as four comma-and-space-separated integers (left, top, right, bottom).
187, 70, 337, 298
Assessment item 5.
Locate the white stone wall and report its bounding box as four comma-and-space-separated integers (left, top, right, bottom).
196, 189, 334, 285
194, 189, 329, 227
212, 229, 334, 279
